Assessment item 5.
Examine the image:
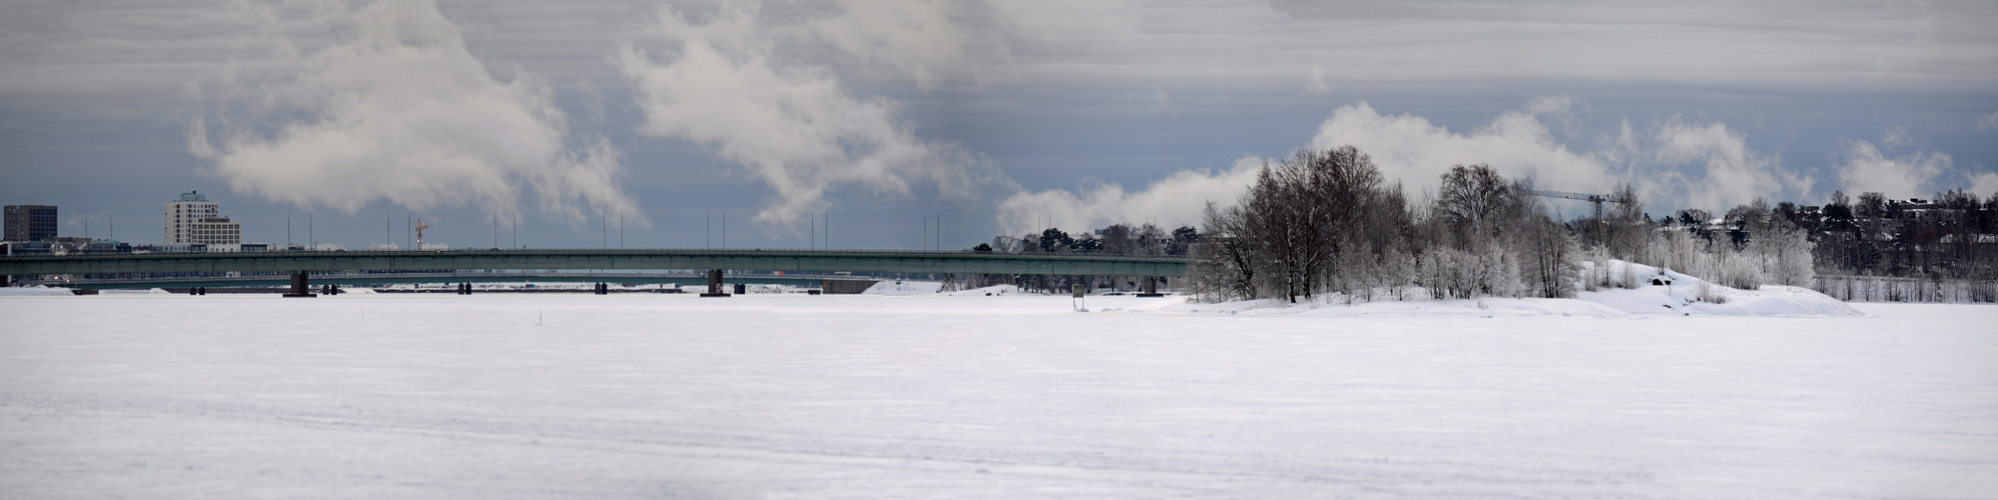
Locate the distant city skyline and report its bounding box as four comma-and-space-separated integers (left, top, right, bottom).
4, 0, 1995, 249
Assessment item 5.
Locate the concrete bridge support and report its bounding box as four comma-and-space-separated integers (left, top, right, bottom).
700, 269, 730, 297
1137, 276, 1164, 297
283, 272, 316, 297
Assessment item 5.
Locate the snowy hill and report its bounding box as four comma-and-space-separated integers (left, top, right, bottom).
1576, 260, 1860, 316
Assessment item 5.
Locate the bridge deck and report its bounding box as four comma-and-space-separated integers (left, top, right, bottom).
50, 272, 877, 290
2, 249, 1188, 279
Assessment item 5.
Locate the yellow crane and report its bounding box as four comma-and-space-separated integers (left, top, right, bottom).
415, 218, 430, 249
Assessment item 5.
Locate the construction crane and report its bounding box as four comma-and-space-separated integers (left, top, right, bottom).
1523, 189, 1628, 221
1524, 189, 1629, 243
414, 218, 430, 249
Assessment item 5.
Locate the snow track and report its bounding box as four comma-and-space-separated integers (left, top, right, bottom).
1, 294, 1992, 498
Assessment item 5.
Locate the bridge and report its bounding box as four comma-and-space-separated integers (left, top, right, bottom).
2, 249, 1190, 294
41, 271, 879, 290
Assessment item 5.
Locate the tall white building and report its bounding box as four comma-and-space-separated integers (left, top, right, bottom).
164, 191, 241, 245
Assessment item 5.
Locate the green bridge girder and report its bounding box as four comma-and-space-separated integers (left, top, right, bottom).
53, 273, 860, 290
1, 249, 1188, 278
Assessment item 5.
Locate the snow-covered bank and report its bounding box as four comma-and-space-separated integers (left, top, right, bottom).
0, 293, 1990, 498
1161, 259, 1862, 317
862, 280, 944, 295
0, 285, 74, 296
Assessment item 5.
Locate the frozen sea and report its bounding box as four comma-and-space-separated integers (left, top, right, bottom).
1, 291, 1993, 498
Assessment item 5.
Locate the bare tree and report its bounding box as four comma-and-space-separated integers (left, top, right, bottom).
1191, 201, 1258, 302
1434, 163, 1514, 248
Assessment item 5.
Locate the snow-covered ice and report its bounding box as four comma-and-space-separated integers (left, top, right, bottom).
1, 291, 1993, 498
0, 285, 76, 296
863, 280, 946, 295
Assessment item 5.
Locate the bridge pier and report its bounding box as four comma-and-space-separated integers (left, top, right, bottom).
700, 269, 730, 297
1136, 276, 1164, 297
283, 272, 316, 297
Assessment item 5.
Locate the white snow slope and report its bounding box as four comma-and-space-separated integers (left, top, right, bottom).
1, 293, 1992, 498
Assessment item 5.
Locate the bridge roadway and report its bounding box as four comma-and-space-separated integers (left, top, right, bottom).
0, 249, 1189, 284
43, 272, 880, 290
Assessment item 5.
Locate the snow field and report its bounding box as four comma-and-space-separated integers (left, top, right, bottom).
0, 292, 1993, 498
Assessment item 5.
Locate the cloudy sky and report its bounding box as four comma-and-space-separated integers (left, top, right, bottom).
3, 0, 1995, 249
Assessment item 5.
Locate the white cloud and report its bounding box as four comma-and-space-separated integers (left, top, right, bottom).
617, 5, 993, 227
813, 0, 980, 89
807, 0, 1138, 88
1837, 140, 1950, 199
999, 96, 1833, 233
1308, 101, 1612, 197
1652, 119, 1811, 210
1978, 112, 1998, 132
185, 0, 636, 224
1968, 172, 1998, 196
994, 157, 1265, 236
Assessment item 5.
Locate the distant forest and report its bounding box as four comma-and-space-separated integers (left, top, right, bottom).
972, 145, 1998, 303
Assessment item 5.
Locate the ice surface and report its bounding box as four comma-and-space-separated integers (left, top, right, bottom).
1, 292, 1993, 498
863, 280, 945, 295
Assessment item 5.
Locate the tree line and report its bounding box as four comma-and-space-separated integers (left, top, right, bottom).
1184, 145, 1843, 303
954, 222, 1199, 293
972, 144, 1994, 303
1187, 146, 1583, 303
